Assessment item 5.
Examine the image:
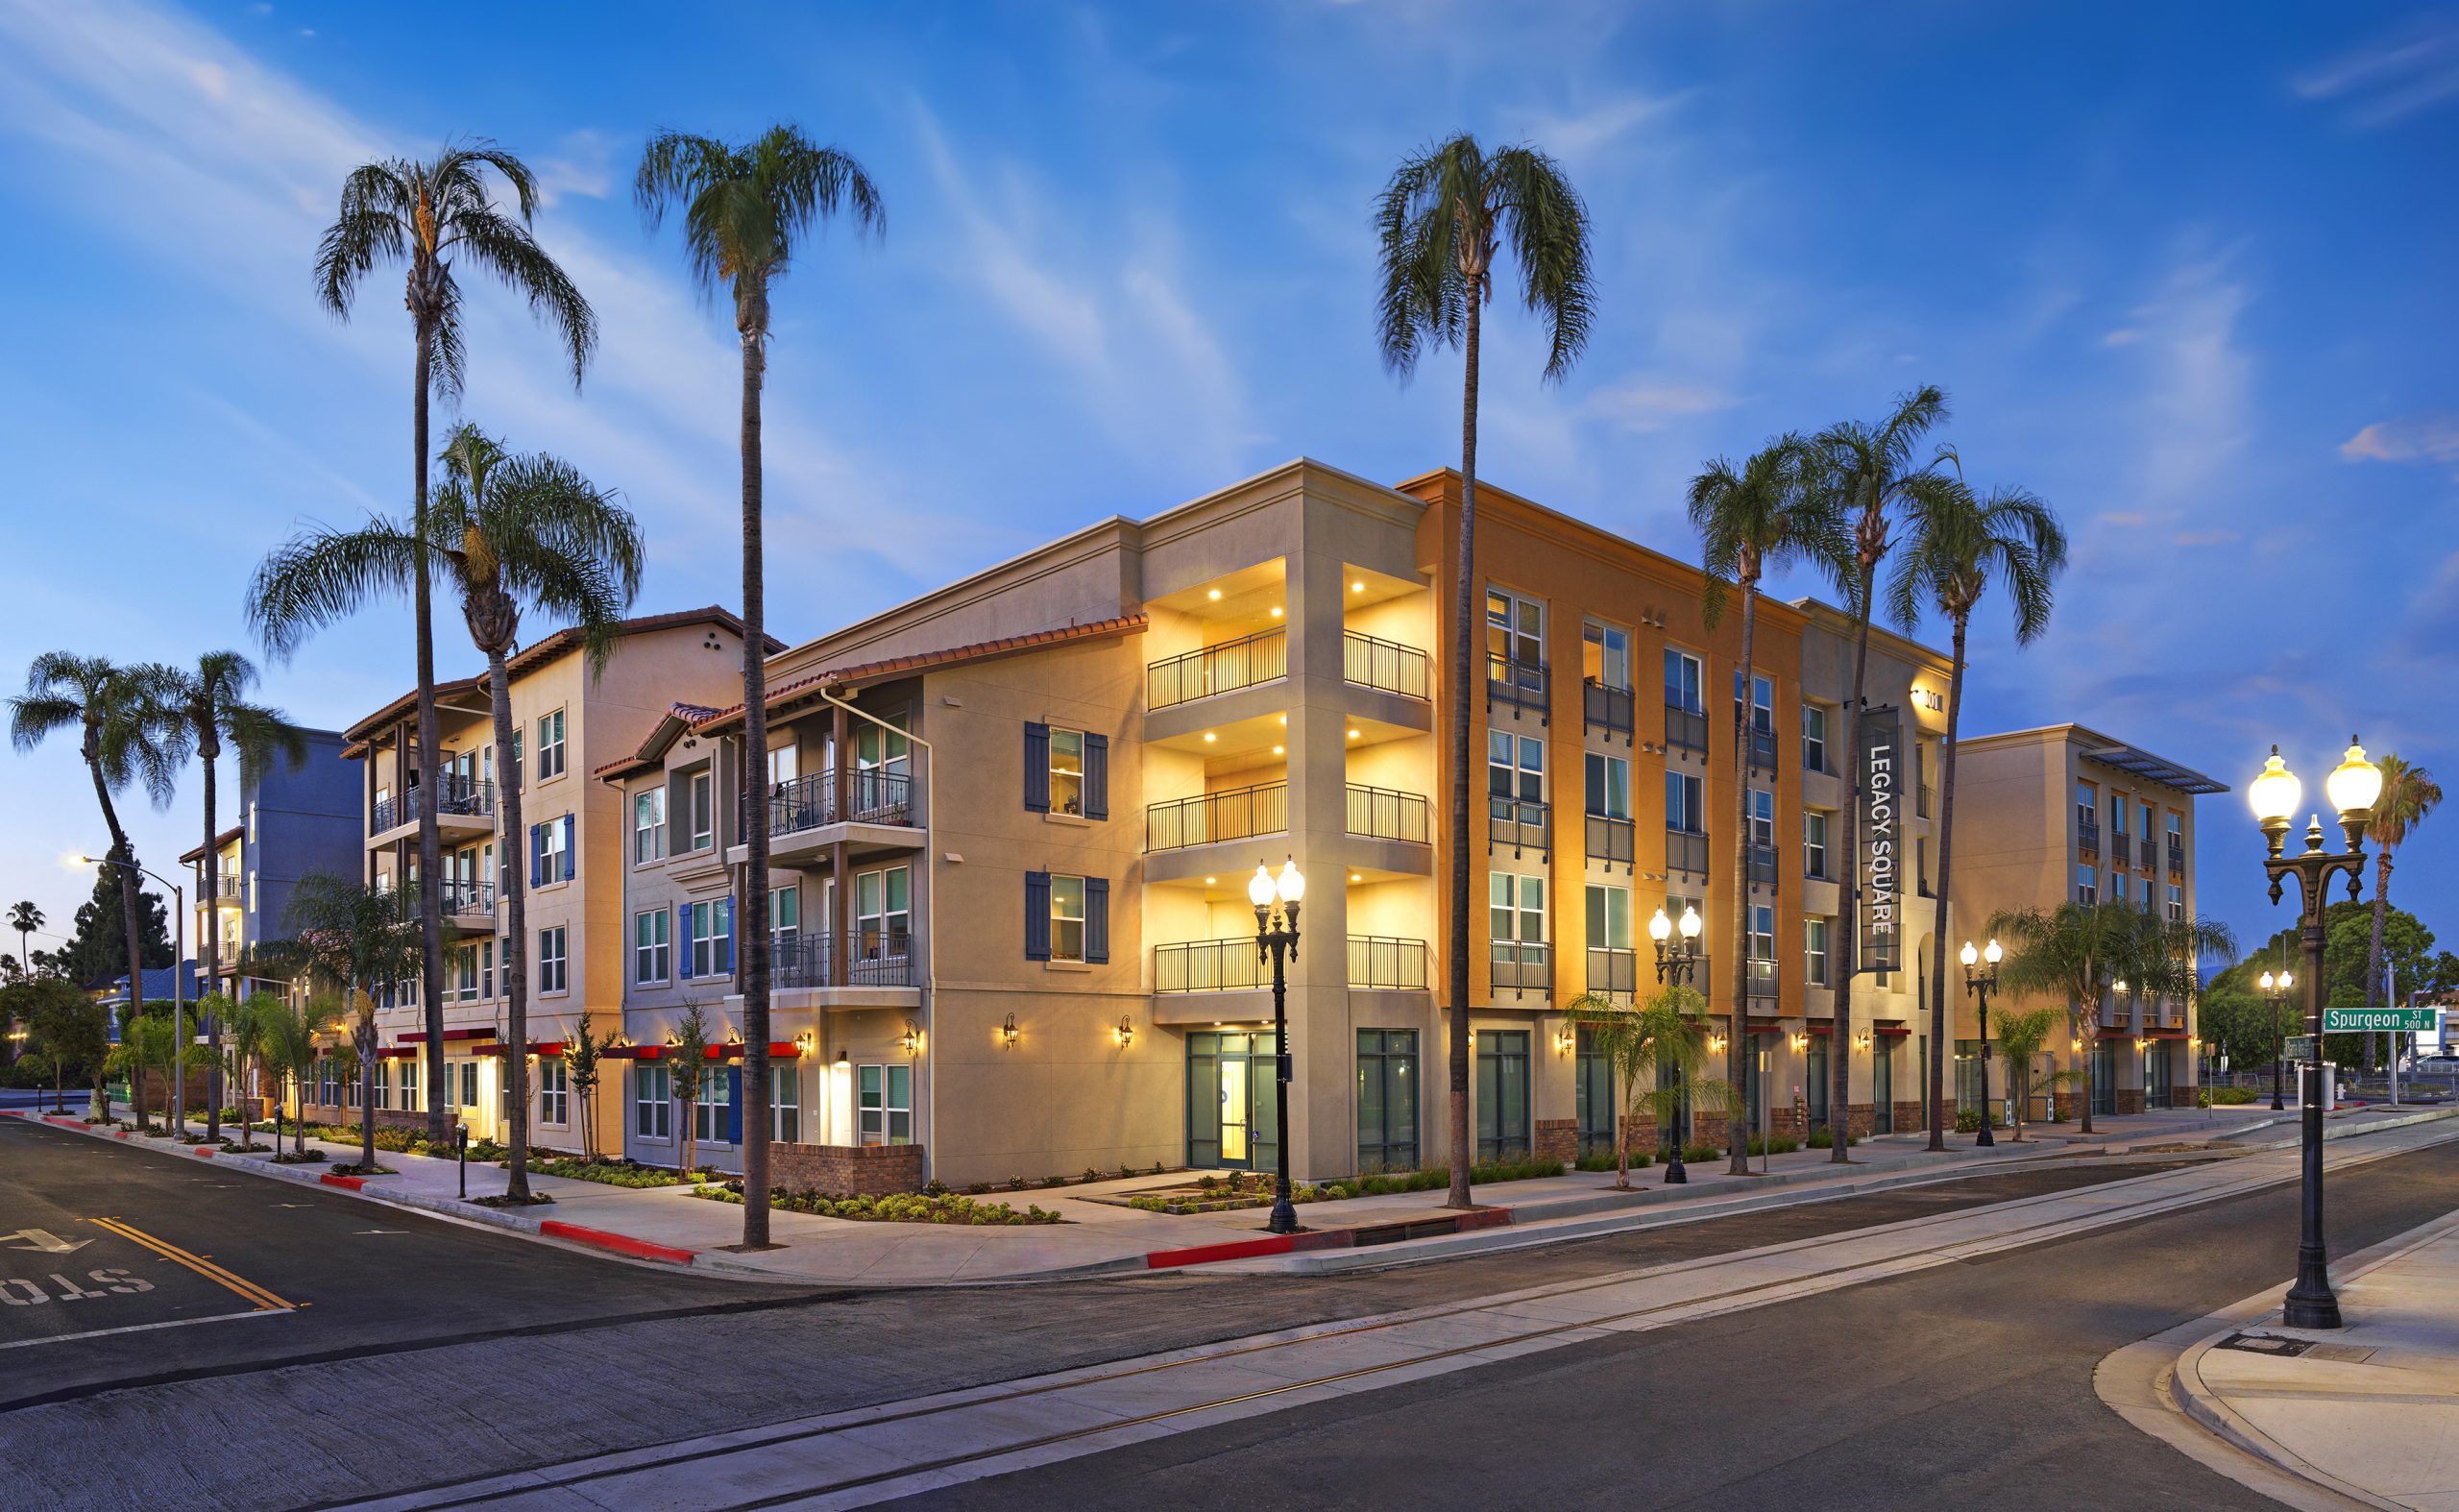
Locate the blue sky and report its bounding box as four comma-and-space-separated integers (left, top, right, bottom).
2, 0, 2453, 973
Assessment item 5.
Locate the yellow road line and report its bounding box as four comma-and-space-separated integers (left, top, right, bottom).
90, 1218, 294, 1311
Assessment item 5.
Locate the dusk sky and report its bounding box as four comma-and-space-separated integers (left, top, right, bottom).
2, 1, 2452, 970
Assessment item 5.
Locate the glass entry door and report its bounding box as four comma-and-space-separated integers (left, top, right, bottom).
2093, 1039, 2118, 1116
1873, 1036, 1893, 1132
1475, 1030, 1531, 1161
1187, 1031, 1278, 1171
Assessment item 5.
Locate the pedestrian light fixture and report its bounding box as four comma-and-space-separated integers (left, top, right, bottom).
2258, 968, 2295, 1111
1250, 860, 1303, 1236
1960, 939, 2003, 1149
1650, 904, 1704, 986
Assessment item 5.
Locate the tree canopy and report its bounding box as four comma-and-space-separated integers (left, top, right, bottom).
48, 867, 172, 987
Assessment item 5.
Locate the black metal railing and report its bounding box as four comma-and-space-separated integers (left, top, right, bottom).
2140, 837, 2158, 869
1745, 958, 1779, 1005
1664, 701, 1708, 755
1489, 795, 1548, 856
1747, 726, 1777, 769
371, 776, 495, 835
1487, 656, 1549, 719
765, 768, 913, 838
1491, 941, 1550, 994
1148, 628, 1287, 709
1147, 782, 1288, 852
1748, 843, 1779, 886
1586, 813, 1635, 869
1348, 784, 1430, 843
1586, 946, 1638, 1002
1343, 631, 1429, 700
2168, 841, 2185, 877
2077, 820, 2101, 856
1348, 936, 1429, 990
1155, 938, 1264, 993
1666, 827, 1710, 875
441, 879, 495, 915
1584, 679, 1634, 741
210, 872, 243, 900
770, 930, 919, 989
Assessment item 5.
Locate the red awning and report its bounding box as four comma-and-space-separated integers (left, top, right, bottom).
399, 1028, 497, 1044
1874, 1025, 1912, 1037
595, 1042, 802, 1061
1807, 1022, 1833, 1036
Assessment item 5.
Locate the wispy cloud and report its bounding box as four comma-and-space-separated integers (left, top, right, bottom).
2293, 16, 2459, 127
2340, 412, 2459, 465
1578, 378, 1738, 433
1516, 89, 1689, 160
2112, 248, 2255, 513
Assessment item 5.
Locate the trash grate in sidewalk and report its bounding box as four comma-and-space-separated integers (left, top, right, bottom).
2218, 1332, 2313, 1356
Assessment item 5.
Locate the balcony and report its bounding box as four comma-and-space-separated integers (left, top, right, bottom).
1488, 795, 1548, 858
1148, 628, 1286, 710
210, 872, 243, 907
771, 930, 919, 991
1348, 936, 1429, 991
1748, 843, 1779, 887
1586, 945, 1638, 1003
1491, 941, 1550, 996
1586, 813, 1635, 870
2140, 837, 2158, 869
1348, 784, 1430, 844
1584, 679, 1634, 743
2167, 842, 2185, 878
371, 777, 495, 840
1487, 655, 1549, 723
1155, 938, 1263, 994
1664, 700, 1708, 756
2077, 821, 2101, 857
1666, 827, 1710, 876
441, 879, 495, 930
1147, 782, 1288, 853
1343, 631, 1429, 701
767, 768, 913, 838
1745, 957, 1778, 1008
1747, 725, 1777, 771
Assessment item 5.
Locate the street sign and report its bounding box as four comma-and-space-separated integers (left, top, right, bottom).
2322, 1008, 2439, 1034
2284, 1035, 2318, 1063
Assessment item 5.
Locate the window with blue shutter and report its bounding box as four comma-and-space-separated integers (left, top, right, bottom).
529, 823, 545, 889
718, 897, 734, 974
1083, 734, 1109, 820
724, 1066, 743, 1145
1024, 871, 1051, 960
560, 815, 576, 881
677, 904, 694, 978
1084, 877, 1110, 963
1024, 723, 1051, 813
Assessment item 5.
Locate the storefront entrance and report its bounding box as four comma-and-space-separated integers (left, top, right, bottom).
2093, 1039, 2118, 1116
1187, 1031, 1278, 1172
1574, 1026, 1615, 1158
1872, 1036, 1894, 1133
1356, 1029, 1419, 1172
1475, 1030, 1531, 1162
2146, 1040, 2174, 1109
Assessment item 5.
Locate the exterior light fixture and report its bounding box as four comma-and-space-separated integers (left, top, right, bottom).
1207, 588, 1223, 601
899, 1019, 921, 1056
1960, 938, 2004, 1147
1347, 728, 1361, 740
1203, 732, 1216, 744
1650, 904, 1704, 986
1000, 1012, 1018, 1050
1351, 580, 1365, 593
1273, 744, 1284, 755
1270, 606, 1283, 618
1250, 859, 1304, 1235
1115, 1017, 1134, 1048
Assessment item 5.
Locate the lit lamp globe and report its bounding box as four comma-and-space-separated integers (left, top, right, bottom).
2259, 970, 2274, 993
1960, 940, 1979, 969
1984, 939, 2003, 966
1648, 907, 1673, 944
2248, 746, 2301, 852
2325, 738, 2383, 841
1276, 859, 1305, 906
1247, 864, 1276, 910
1678, 904, 1703, 941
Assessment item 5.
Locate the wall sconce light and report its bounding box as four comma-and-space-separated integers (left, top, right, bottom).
1709, 1034, 1727, 1053
794, 1030, 816, 1055
1553, 1028, 1574, 1055
1855, 1032, 1872, 1051
1115, 1017, 1134, 1048
900, 1019, 921, 1056
2071, 1037, 2082, 1053
1467, 1029, 1476, 1050
835, 1048, 848, 1064
1001, 1012, 1018, 1050
2135, 1037, 2149, 1051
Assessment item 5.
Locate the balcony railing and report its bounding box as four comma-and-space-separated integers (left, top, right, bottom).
1748, 843, 1779, 887
1666, 827, 1710, 875
1148, 628, 1286, 710
1489, 795, 1547, 857
210, 872, 243, 901
2077, 820, 2101, 856
2140, 837, 2158, 869
2167, 842, 2185, 877
1747, 725, 1777, 770
1584, 679, 1634, 742
1348, 784, 1430, 844
1491, 940, 1550, 994
766, 768, 913, 838
1155, 938, 1263, 993
1745, 957, 1778, 1005
372, 776, 495, 836
1147, 782, 1288, 852
1586, 945, 1638, 1002
1664, 701, 1708, 755
1343, 631, 1430, 701
1586, 813, 1635, 870
771, 930, 919, 989
1349, 936, 1429, 990
441, 878, 496, 916
1487, 656, 1549, 719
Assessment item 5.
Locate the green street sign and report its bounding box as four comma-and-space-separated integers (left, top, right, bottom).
2284, 1035, 2318, 1063
2322, 1007, 2440, 1034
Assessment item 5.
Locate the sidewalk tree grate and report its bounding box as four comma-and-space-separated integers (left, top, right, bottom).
2217, 1332, 2313, 1356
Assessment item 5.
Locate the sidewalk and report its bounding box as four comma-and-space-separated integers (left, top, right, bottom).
2172, 1210, 2459, 1510
13, 1102, 2448, 1287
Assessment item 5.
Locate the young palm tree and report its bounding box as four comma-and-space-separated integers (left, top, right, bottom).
1375, 133, 1595, 1209
1689, 436, 1843, 1174
1886, 481, 2066, 1150
2138, 911, 2236, 1107
1567, 984, 1733, 1188
638, 125, 882, 1242
1988, 900, 2147, 1134
9, 901, 40, 983
277, 872, 425, 1175
147, 652, 309, 1143
1990, 1006, 2063, 1141
260, 997, 322, 1158
252, 425, 641, 1198
313, 140, 596, 1146
2363, 755, 2440, 1067
1807, 388, 1960, 1161
10, 655, 178, 1025
221, 993, 275, 1150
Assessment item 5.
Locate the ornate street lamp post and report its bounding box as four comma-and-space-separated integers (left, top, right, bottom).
2258, 968, 2295, 1112
1960, 939, 2003, 1148
1649, 904, 1704, 1184
2248, 739, 2382, 1330
1249, 860, 1304, 1236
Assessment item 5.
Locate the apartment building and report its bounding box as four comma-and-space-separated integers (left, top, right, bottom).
177, 726, 361, 1003
1954, 724, 2221, 1114
307, 608, 769, 1147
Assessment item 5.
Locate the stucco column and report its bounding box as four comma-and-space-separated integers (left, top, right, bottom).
1281, 543, 1353, 1182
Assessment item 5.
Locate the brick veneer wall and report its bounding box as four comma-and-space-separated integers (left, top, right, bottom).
299, 1101, 426, 1131
1533, 1118, 1578, 1164
2170, 1087, 2199, 1109
1890, 1100, 1925, 1134
2115, 1088, 2146, 1115
769, 1142, 926, 1196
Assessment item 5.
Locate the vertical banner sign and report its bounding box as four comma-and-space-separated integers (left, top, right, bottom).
1861, 704, 1902, 974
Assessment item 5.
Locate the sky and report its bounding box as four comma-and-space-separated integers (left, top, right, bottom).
0, 0, 2453, 976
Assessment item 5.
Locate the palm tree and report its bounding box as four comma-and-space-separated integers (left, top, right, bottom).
9, 902, 40, 984
2363, 755, 2441, 1067
1567, 984, 1734, 1188
277, 871, 424, 1175
260, 997, 321, 1158
221, 993, 276, 1151
1690, 436, 1844, 1174
1990, 1007, 2063, 1141
1807, 388, 1960, 1161
638, 124, 883, 1243
147, 652, 309, 1144
312, 140, 596, 1147
11, 655, 178, 1025
1988, 900, 2148, 1134
1375, 134, 1595, 1209
1886, 481, 2066, 1150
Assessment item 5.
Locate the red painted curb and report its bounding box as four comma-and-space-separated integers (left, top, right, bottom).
1144, 1234, 1297, 1269
190, 1146, 217, 1158
540, 1220, 696, 1265
46, 1116, 88, 1130
320, 1172, 365, 1190
1456, 1208, 1515, 1232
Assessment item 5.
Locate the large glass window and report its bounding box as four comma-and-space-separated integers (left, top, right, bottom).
2076, 780, 2097, 828
536, 709, 566, 781
1582, 621, 1629, 691
1748, 788, 1775, 847
1490, 872, 1546, 946
634, 910, 670, 984
1574, 1026, 1616, 1158
767, 742, 798, 792
538, 925, 568, 994
688, 769, 714, 851
1585, 752, 1630, 818
634, 1064, 670, 1138
1663, 648, 1703, 712
1049, 874, 1086, 963
1475, 1030, 1532, 1162
1585, 884, 1631, 948
1049, 728, 1086, 816
634, 788, 667, 864
2076, 865, 2098, 905
1666, 771, 1706, 833
856, 866, 911, 956
1804, 811, 1830, 879
2110, 793, 2130, 839
1802, 704, 1830, 772
1486, 589, 1544, 678
538, 1059, 569, 1126
1806, 917, 1831, 987
772, 1070, 799, 1144
767, 884, 800, 953
1734, 672, 1773, 731
694, 1070, 733, 1145
685, 900, 728, 978
1355, 1030, 1419, 1171
1490, 731, 1544, 811
859, 1063, 913, 1145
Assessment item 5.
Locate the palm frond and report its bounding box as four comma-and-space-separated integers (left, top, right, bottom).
1372, 136, 1476, 378
247, 518, 431, 661
448, 207, 598, 388
1488, 144, 1595, 383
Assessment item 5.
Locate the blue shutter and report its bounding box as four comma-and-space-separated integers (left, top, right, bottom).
1083, 734, 1109, 820
1024, 723, 1051, 813
724, 1066, 742, 1145
529, 824, 544, 889
718, 897, 734, 975
561, 815, 576, 880
1024, 871, 1051, 961
1084, 877, 1110, 964
677, 904, 694, 979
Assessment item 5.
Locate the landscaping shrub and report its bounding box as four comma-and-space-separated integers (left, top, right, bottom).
517, 1156, 684, 1188
1742, 1134, 1800, 1156
1805, 1128, 1860, 1149
1575, 1149, 1653, 1172
1955, 1109, 1983, 1134
694, 1184, 1064, 1226
1679, 1140, 1722, 1164
2205, 1086, 2257, 1107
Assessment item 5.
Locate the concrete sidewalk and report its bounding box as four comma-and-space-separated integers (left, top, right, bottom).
15, 1102, 2447, 1287
2173, 1210, 2459, 1510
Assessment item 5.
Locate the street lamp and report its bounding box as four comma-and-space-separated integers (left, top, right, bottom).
85, 853, 186, 1136
2249, 738, 2381, 1330
1961, 939, 2003, 1148
1648, 904, 1706, 1185
1249, 859, 1303, 1236
2259, 968, 2295, 1112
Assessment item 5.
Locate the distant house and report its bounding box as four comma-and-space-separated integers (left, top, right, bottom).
92, 961, 204, 1039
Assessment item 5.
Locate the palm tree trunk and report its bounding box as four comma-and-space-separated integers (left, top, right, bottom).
2365, 853, 2392, 1070
85, 730, 147, 1027
413, 318, 450, 1149
1727, 584, 1759, 1176
201, 725, 222, 1146
2078, 1020, 2095, 1134
1830, 555, 1878, 1162
1925, 615, 1968, 1151
1445, 292, 1482, 1210
489, 645, 533, 1202
739, 314, 773, 1244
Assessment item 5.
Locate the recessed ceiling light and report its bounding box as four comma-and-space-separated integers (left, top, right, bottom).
1350, 873, 1361, 882
1203, 732, 1216, 743
1207, 588, 1223, 601
1278, 714, 1287, 725
1351, 580, 1365, 593
1205, 876, 1216, 885
1272, 744, 1284, 755
1348, 728, 1361, 739
1269, 606, 1283, 618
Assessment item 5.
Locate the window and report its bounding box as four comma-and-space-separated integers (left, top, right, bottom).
510, 729, 523, 790
536, 709, 566, 781
1733, 672, 1773, 732
694, 1071, 733, 1144
1585, 884, 1631, 948
452, 942, 480, 1003
2112, 872, 2130, 904
538, 926, 567, 994
1584, 752, 1630, 818
1806, 917, 1832, 987
856, 866, 910, 956
634, 910, 670, 984
374, 1060, 391, 1111
1486, 588, 1544, 678
2167, 811, 2183, 847
634, 1064, 670, 1139
1666, 770, 1705, 833
1804, 811, 1831, 880
1748, 788, 1774, 848
2140, 800, 2155, 851
688, 768, 714, 851
767, 884, 800, 952
1582, 620, 1630, 691
2168, 883, 2183, 921
2076, 780, 2097, 828
400, 1059, 420, 1113
860, 1063, 913, 1146
2076, 865, 2097, 905
1050, 874, 1086, 963
538, 1060, 569, 1126
2111, 793, 2130, 838
1490, 872, 1546, 945
538, 816, 572, 883
481, 940, 495, 999
1750, 904, 1775, 965
1663, 648, 1703, 712
1049, 727, 1085, 815
767, 741, 798, 791
1489, 730, 1544, 814
855, 716, 910, 778
682, 899, 732, 979
772, 1070, 799, 1144
634, 788, 667, 864
1802, 704, 1830, 772
458, 1061, 479, 1109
